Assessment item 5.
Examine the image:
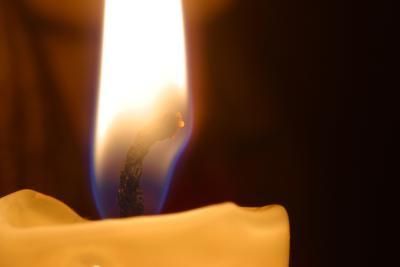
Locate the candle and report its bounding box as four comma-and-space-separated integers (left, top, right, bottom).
1, 1, 291, 265
0, 189, 289, 266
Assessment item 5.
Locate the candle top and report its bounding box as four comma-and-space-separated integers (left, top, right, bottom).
0, 190, 290, 267
0, 189, 85, 228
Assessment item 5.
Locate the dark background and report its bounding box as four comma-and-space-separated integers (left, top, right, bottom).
1, 0, 389, 266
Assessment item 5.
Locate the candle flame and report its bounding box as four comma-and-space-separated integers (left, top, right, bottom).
93, 0, 190, 217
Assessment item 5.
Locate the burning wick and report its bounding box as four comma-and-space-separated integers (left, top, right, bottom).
118, 112, 185, 217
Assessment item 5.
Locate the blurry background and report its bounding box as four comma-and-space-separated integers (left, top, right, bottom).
0, 0, 386, 266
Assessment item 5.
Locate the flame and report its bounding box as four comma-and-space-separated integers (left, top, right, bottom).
93, 0, 190, 217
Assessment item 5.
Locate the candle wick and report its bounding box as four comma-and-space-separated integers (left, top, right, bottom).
117, 112, 184, 217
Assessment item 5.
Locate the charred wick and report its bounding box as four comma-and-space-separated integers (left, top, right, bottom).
118, 112, 184, 217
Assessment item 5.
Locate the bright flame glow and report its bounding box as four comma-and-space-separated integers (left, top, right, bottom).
96, 0, 187, 145
94, 0, 190, 217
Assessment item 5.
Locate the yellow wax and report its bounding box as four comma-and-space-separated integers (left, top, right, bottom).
0, 190, 289, 267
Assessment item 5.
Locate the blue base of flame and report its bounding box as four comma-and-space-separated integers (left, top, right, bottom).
89, 117, 193, 218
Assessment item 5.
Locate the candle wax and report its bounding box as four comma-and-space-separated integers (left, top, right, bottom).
0, 190, 289, 267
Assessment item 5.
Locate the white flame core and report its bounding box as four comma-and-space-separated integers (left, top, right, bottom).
96, 0, 187, 150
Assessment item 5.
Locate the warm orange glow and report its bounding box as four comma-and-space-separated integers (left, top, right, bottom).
94, 0, 190, 215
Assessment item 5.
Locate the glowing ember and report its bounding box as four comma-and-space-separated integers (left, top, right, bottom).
93, 0, 191, 217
